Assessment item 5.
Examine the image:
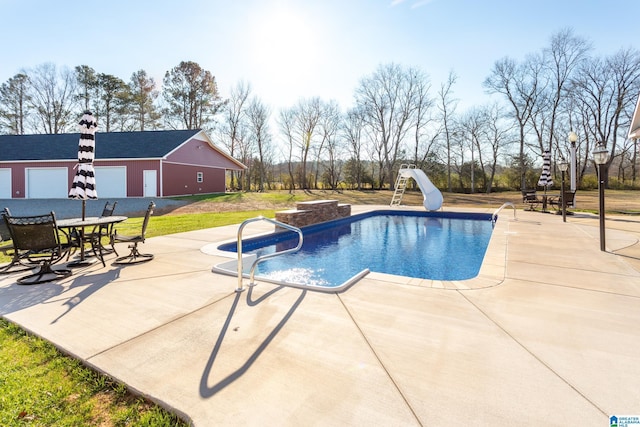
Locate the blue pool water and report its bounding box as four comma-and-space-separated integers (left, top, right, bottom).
218, 210, 495, 288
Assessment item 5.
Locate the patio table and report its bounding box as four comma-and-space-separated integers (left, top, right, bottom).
57, 216, 127, 267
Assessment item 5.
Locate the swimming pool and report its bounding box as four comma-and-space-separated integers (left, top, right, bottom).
215, 210, 494, 290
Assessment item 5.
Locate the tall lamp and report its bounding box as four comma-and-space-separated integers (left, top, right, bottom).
568, 131, 578, 208
558, 159, 569, 222
592, 142, 610, 251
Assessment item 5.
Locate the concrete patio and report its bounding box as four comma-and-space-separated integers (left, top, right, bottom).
1, 205, 639, 426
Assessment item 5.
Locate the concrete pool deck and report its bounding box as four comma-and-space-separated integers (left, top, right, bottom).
1, 205, 639, 425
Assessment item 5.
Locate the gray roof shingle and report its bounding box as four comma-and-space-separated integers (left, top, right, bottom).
0, 129, 201, 161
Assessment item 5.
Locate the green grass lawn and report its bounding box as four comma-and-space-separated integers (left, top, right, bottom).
0, 319, 187, 426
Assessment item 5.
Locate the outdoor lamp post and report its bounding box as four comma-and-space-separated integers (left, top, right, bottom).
592, 142, 610, 251
568, 131, 578, 207
558, 159, 569, 222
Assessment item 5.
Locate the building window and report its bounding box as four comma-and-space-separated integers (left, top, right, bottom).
197, 172, 203, 183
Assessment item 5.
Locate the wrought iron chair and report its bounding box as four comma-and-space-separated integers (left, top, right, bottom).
5, 211, 72, 285
1, 207, 34, 274
111, 201, 155, 264
521, 190, 540, 211
88, 201, 118, 263
548, 191, 576, 211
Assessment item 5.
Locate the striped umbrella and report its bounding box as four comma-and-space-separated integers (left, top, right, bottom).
68, 110, 98, 220
537, 150, 553, 189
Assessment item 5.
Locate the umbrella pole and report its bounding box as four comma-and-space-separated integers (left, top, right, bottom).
82, 199, 86, 221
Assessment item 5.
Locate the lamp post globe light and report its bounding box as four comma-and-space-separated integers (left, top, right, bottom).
592, 142, 610, 251
558, 159, 569, 222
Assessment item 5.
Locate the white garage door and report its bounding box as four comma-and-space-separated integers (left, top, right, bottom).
0, 169, 11, 198
95, 166, 126, 198
26, 168, 68, 198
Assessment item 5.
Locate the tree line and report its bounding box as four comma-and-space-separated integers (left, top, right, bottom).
2, 28, 639, 192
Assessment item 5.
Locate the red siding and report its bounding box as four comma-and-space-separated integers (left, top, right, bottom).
108, 159, 160, 197
1, 161, 76, 198
166, 138, 244, 170
162, 163, 226, 196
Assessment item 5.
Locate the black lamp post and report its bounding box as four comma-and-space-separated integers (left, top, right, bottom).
592, 142, 610, 251
558, 159, 569, 222
568, 131, 578, 206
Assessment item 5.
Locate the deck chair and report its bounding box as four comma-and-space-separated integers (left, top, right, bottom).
111, 201, 155, 264
548, 191, 576, 211
5, 211, 72, 285
521, 190, 540, 211
1, 207, 35, 274
87, 201, 118, 263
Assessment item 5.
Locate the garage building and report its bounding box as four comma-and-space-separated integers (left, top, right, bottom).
0, 129, 246, 199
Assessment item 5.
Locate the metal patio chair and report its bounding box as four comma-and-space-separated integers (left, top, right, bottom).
111, 201, 155, 264
5, 211, 72, 285
521, 190, 540, 211
548, 190, 576, 211
1, 207, 35, 274
88, 200, 118, 262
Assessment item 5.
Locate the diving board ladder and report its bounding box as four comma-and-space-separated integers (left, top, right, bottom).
390, 164, 416, 206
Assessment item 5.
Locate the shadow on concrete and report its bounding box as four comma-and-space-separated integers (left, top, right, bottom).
199, 286, 306, 398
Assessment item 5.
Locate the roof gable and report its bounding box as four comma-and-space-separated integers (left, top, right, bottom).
0, 129, 205, 161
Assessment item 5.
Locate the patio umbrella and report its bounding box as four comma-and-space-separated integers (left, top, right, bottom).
68, 110, 98, 220
537, 150, 553, 190
537, 150, 553, 211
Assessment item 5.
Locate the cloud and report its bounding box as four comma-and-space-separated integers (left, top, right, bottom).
390, 0, 407, 6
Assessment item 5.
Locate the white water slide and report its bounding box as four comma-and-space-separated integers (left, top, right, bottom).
391, 166, 443, 211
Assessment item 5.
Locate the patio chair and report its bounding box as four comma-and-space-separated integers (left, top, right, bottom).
111, 201, 155, 264
1, 207, 35, 274
521, 190, 540, 211
4, 211, 72, 285
87, 201, 118, 262
548, 191, 576, 211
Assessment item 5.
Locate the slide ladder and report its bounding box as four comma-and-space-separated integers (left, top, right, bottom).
390, 164, 415, 206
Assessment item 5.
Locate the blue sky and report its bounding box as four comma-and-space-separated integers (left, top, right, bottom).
1, 0, 639, 114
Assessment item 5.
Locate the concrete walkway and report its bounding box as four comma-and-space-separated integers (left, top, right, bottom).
1, 206, 639, 426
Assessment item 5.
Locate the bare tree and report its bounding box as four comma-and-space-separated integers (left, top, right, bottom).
318, 100, 343, 190
342, 107, 366, 189
0, 73, 30, 134
27, 63, 77, 134
218, 81, 251, 189
277, 107, 297, 191
437, 71, 458, 191
354, 63, 427, 189
246, 96, 271, 191
289, 98, 323, 189
411, 72, 436, 170
571, 47, 640, 186
541, 28, 591, 152
484, 55, 542, 190
483, 103, 515, 192
458, 108, 486, 193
